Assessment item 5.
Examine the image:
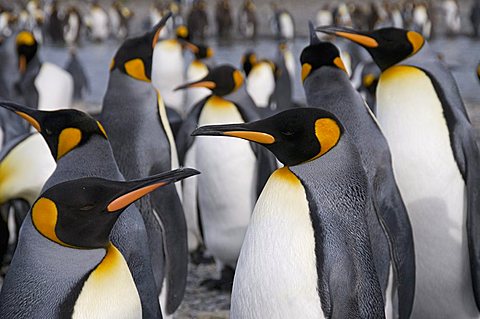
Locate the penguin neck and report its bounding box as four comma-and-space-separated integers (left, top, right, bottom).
105, 70, 158, 116
20, 55, 41, 83
43, 135, 124, 191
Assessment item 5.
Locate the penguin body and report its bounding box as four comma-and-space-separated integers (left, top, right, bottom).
193, 108, 385, 318
238, 0, 257, 39
0, 167, 197, 318
87, 4, 109, 42
64, 7, 82, 45
274, 10, 295, 40
65, 51, 89, 101
300, 33, 415, 318
246, 61, 275, 109
317, 26, 480, 318
101, 15, 188, 315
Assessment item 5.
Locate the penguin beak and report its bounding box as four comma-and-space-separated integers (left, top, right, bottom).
315, 26, 379, 48
107, 168, 200, 212
0, 101, 42, 132
181, 39, 199, 54
174, 78, 216, 91
308, 21, 320, 45
151, 11, 172, 48
18, 54, 27, 74
192, 123, 275, 145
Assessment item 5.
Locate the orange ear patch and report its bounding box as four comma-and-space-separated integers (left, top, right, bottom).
58, 128, 82, 159
309, 118, 341, 162
301, 63, 312, 82
407, 31, 424, 55
32, 198, 74, 248
333, 57, 348, 74
124, 58, 151, 82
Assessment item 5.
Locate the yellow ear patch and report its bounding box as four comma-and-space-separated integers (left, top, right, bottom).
333, 57, 348, 74
224, 131, 275, 144
301, 63, 312, 82
407, 31, 424, 55
206, 47, 214, 58
310, 118, 341, 161
336, 31, 378, 48
363, 73, 376, 87
233, 70, 244, 91
97, 121, 108, 138
109, 59, 115, 71
16, 111, 41, 132
58, 128, 82, 159
176, 25, 188, 39
32, 198, 74, 247
16, 31, 35, 46
124, 58, 150, 82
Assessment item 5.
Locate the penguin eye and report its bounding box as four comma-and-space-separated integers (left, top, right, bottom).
44, 128, 53, 135
79, 204, 95, 211
280, 130, 295, 137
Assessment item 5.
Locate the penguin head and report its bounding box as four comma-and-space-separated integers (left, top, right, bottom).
241, 51, 257, 76
16, 30, 38, 74
193, 44, 214, 60
192, 108, 344, 166
176, 25, 190, 42
175, 64, 244, 96
316, 26, 424, 71
110, 12, 171, 82
0, 101, 108, 160
32, 168, 199, 249
300, 21, 348, 82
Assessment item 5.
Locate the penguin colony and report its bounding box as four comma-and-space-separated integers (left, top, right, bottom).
0, 1, 478, 319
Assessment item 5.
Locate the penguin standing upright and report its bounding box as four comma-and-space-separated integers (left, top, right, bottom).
86, 1, 109, 42
193, 108, 386, 318
14, 30, 74, 110
0, 168, 197, 318
246, 59, 276, 109
300, 25, 415, 318
63, 6, 82, 45
238, 0, 257, 39
318, 26, 480, 318
65, 49, 89, 101
0, 102, 168, 318
270, 4, 295, 41
175, 65, 275, 288
101, 14, 188, 316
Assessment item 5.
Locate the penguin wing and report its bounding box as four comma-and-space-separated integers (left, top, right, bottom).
372, 164, 415, 319
453, 122, 480, 309
176, 97, 208, 164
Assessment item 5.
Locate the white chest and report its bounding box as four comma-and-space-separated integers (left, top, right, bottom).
377, 66, 475, 317
73, 244, 142, 319
247, 63, 275, 108
35, 63, 74, 110
195, 97, 256, 265
231, 167, 324, 319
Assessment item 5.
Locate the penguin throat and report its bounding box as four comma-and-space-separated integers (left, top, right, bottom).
208, 95, 232, 108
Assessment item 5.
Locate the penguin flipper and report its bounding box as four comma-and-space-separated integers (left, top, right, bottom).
452, 124, 480, 310
373, 166, 415, 319
149, 178, 188, 315
176, 97, 207, 164
252, 142, 278, 197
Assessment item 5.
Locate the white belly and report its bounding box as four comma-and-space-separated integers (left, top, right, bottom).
279, 13, 294, 39
73, 244, 142, 319
247, 63, 275, 108
377, 66, 478, 318
152, 40, 185, 115
35, 63, 74, 110
185, 62, 210, 113
231, 167, 323, 319
183, 145, 202, 251
196, 98, 256, 267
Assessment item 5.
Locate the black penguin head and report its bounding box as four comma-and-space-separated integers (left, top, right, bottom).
32, 168, 199, 249
300, 42, 347, 82
175, 64, 244, 96
241, 51, 257, 76
316, 26, 424, 71
192, 108, 344, 166
16, 30, 38, 74
176, 25, 190, 42
0, 101, 108, 160
110, 12, 171, 82
193, 44, 214, 60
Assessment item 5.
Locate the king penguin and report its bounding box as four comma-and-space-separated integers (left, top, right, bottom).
317, 25, 480, 318
0, 101, 166, 317
100, 14, 188, 316
192, 108, 386, 318
14, 30, 74, 111
0, 168, 198, 318
300, 23, 415, 319
185, 43, 214, 114
175, 65, 275, 288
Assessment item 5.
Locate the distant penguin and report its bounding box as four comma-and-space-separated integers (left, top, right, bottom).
318, 25, 480, 318
185, 44, 214, 114
412, 3, 432, 38
192, 108, 385, 318
271, 4, 295, 40
215, 0, 233, 40
65, 49, 89, 101
86, 1, 109, 42
0, 101, 165, 318
187, 0, 209, 41
46, 0, 64, 44
101, 14, 188, 316
63, 6, 82, 45
241, 51, 257, 76
0, 167, 197, 318
175, 65, 275, 289
238, 0, 257, 39
246, 59, 276, 109
301, 26, 415, 318
14, 30, 74, 110
270, 42, 294, 110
